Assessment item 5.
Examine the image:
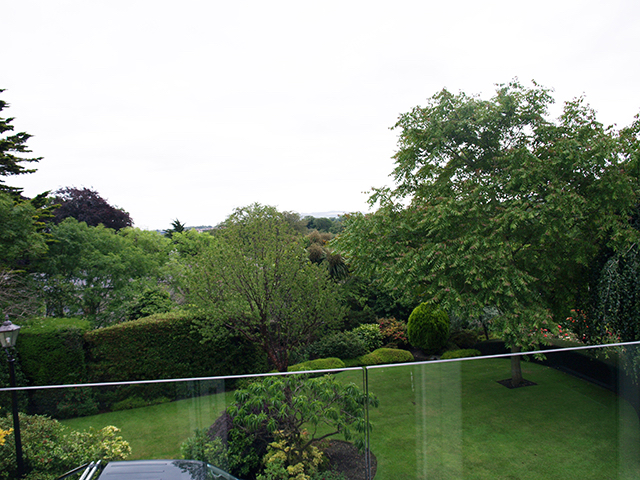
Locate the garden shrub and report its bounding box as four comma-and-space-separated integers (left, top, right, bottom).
448, 329, 480, 350
355, 348, 414, 366
440, 349, 482, 360
288, 358, 346, 372
180, 429, 229, 471
351, 324, 383, 352
377, 317, 408, 348
407, 303, 450, 353
203, 375, 378, 479
257, 431, 323, 480
307, 331, 368, 360
0, 412, 130, 480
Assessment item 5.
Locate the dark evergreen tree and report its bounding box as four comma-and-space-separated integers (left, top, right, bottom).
0, 89, 42, 195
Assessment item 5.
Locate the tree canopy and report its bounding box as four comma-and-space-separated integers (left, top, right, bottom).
0, 90, 41, 196
334, 80, 639, 384
52, 187, 133, 230
186, 204, 343, 371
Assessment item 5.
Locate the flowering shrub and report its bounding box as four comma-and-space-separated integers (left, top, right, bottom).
257, 431, 324, 480
0, 427, 10, 446
378, 317, 409, 348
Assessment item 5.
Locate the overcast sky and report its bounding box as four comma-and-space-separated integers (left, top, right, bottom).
3, 0, 640, 230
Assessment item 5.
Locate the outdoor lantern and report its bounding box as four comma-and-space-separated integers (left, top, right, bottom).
0, 319, 21, 349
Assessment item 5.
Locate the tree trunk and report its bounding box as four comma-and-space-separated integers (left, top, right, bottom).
510, 345, 523, 387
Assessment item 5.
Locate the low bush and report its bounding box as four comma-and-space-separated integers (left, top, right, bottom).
351, 324, 383, 352
307, 331, 368, 360
0, 413, 130, 480
288, 358, 346, 372
440, 349, 482, 360
407, 303, 450, 353
351, 348, 414, 366
378, 317, 409, 348
448, 329, 480, 350
180, 429, 229, 472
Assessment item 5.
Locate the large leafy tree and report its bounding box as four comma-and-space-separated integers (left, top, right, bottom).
52, 187, 133, 230
0, 90, 41, 196
335, 80, 639, 385
38, 219, 171, 324
186, 204, 343, 371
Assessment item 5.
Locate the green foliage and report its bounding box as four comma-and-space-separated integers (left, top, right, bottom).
0, 192, 48, 270
377, 317, 409, 348
307, 331, 368, 360
125, 286, 175, 320
440, 349, 482, 360
0, 90, 42, 195
223, 375, 377, 478
0, 413, 130, 480
0, 351, 28, 413
188, 204, 343, 371
407, 303, 450, 352
180, 429, 229, 471
352, 348, 414, 366
591, 245, 640, 342
351, 324, 383, 352
258, 431, 324, 480
38, 220, 172, 325
288, 358, 346, 372
84, 311, 267, 408
448, 328, 481, 350
334, 81, 640, 383
15, 318, 93, 417
337, 276, 414, 331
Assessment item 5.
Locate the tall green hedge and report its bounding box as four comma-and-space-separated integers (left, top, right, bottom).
84, 311, 268, 405
7, 313, 268, 417
13, 317, 93, 417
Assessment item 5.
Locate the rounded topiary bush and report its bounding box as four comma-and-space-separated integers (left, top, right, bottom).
407, 303, 450, 353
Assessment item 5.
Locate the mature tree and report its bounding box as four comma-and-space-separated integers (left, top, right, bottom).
52, 187, 133, 230
186, 204, 343, 371
38, 219, 170, 324
0, 191, 48, 270
0, 90, 41, 196
334, 81, 639, 385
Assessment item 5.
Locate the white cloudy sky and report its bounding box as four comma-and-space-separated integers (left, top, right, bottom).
3, 0, 640, 229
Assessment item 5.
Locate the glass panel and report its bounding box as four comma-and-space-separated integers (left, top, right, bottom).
3, 343, 640, 479
0, 368, 368, 479
365, 344, 640, 480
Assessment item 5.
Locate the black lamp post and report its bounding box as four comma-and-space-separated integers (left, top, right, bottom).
0, 319, 24, 478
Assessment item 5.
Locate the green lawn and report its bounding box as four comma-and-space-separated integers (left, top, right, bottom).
63, 359, 640, 479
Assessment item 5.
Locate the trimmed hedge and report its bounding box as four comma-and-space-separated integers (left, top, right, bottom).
288, 357, 346, 372
14, 318, 94, 417
85, 311, 267, 383
17, 317, 91, 386
351, 348, 414, 366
